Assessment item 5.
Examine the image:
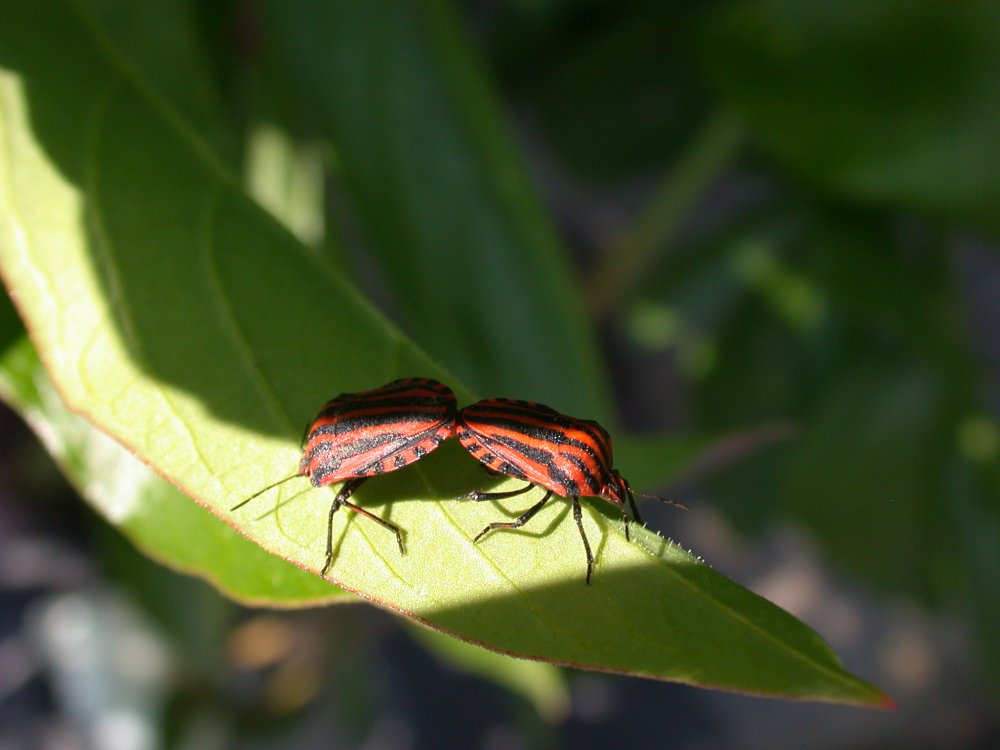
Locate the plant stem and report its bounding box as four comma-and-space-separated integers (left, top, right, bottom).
585, 110, 744, 318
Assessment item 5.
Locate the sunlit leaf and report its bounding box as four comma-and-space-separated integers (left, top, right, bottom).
0, 0, 887, 705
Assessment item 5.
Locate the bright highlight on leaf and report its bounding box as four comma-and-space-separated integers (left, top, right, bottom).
0, 0, 889, 707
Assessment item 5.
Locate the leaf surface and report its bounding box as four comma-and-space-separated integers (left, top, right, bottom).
0, 0, 887, 705
698, 0, 1000, 234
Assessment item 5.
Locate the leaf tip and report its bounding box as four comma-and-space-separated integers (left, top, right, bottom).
873, 692, 898, 711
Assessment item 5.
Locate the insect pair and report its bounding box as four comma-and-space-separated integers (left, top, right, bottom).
231, 377, 685, 583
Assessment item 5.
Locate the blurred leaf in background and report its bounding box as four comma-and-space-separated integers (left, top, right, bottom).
633, 0, 1000, 691
260, 0, 611, 417
698, 0, 1000, 233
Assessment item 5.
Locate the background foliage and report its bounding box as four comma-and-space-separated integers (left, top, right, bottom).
1, 0, 999, 747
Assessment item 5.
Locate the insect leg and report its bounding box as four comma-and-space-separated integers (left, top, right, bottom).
337, 496, 406, 556
457, 482, 535, 502
473, 489, 554, 543
626, 491, 643, 528
572, 496, 595, 585
623, 488, 641, 542
322, 476, 370, 577
617, 473, 643, 537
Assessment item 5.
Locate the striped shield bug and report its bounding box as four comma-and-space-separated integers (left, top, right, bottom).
456, 398, 686, 584
232, 377, 458, 577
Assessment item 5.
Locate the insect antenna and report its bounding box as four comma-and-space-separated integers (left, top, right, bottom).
615, 471, 689, 521
634, 492, 689, 511
231, 473, 302, 511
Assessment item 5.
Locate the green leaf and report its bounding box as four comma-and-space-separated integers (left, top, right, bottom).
0, 335, 343, 605
0, 0, 888, 705
262, 0, 611, 416
0, 274, 23, 352
79, 0, 228, 153
698, 0, 1000, 234
492, 3, 710, 182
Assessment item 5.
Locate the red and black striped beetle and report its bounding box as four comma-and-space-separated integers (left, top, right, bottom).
456, 398, 685, 584
232, 377, 458, 577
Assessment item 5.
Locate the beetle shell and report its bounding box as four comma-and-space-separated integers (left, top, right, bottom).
456, 398, 624, 504
301, 377, 458, 486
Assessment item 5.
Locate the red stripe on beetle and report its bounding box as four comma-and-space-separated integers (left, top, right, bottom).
457, 398, 684, 584
302, 377, 457, 483
233, 377, 457, 577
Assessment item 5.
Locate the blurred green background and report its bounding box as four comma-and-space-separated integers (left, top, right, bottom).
2, 0, 999, 747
